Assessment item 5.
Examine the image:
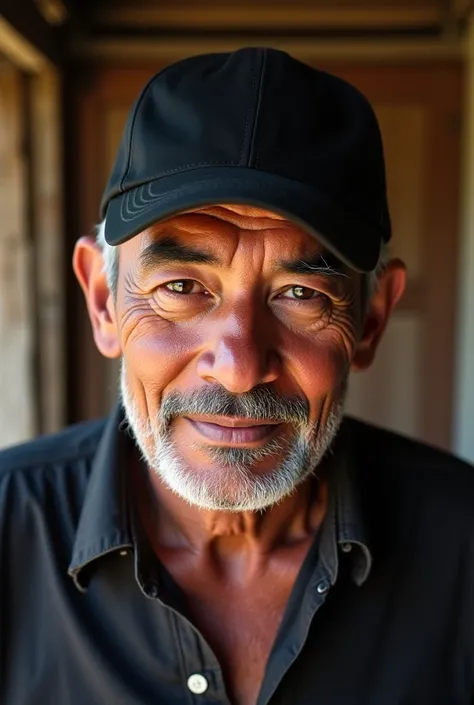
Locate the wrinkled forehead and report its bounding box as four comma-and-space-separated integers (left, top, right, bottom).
172, 203, 306, 236
183, 203, 289, 221
122, 202, 330, 262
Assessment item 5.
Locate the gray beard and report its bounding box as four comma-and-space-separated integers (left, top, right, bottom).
120, 361, 346, 512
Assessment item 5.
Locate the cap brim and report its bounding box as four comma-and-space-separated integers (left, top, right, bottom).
103, 167, 383, 273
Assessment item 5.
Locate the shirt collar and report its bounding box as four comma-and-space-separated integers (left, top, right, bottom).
68, 409, 372, 591
319, 419, 373, 587
68, 404, 133, 591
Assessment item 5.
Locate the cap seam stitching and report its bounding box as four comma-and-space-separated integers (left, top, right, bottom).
239, 61, 256, 166
250, 49, 267, 169
247, 50, 266, 168
119, 74, 159, 191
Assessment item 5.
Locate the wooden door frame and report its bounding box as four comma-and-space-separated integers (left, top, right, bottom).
454, 16, 474, 463
0, 17, 65, 437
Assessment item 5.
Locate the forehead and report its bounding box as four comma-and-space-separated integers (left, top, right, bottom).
168, 204, 303, 235
116, 204, 357, 290
125, 203, 320, 259
183, 203, 289, 224
192, 204, 284, 214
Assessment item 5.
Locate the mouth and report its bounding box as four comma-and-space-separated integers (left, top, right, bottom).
184, 416, 283, 445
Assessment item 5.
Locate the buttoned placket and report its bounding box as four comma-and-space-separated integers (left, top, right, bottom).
130, 505, 335, 705
173, 612, 229, 704
131, 501, 231, 703
141, 576, 230, 703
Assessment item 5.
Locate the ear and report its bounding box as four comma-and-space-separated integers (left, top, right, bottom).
73, 236, 121, 359
351, 259, 407, 372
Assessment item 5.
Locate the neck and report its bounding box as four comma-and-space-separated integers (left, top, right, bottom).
132, 454, 329, 560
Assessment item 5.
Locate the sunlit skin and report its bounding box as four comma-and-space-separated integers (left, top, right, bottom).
74, 204, 406, 705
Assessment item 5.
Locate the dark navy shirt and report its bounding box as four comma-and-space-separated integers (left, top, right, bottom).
1, 404, 474, 705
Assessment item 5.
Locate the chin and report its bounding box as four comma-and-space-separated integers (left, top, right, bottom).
150, 437, 314, 512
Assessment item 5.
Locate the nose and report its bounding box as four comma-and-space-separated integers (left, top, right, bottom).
196, 304, 281, 394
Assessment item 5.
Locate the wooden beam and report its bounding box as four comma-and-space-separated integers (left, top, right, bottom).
451, 0, 474, 21
0, 63, 37, 446
72, 36, 464, 64
0, 20, 66, 436
454, 14, 474, 461
33, 0, 69, 27
91, 4, 443, 31
0, 16, 49, 73
30, 68, 65, 435
0, 0, 64, 66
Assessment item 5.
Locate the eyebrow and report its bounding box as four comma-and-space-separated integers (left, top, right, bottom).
276, 250, 349, 279
137, 236, 219, 273
137, 235, 348, 282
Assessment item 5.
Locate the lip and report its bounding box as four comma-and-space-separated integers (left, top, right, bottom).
185, 417, 281, 445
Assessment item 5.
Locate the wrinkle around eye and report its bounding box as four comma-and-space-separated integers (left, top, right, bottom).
323, 311, 359, 365
119, 298, 169, 349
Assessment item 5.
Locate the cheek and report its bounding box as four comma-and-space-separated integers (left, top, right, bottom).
120, 308, 203, 414
283, 327, 356, 419
290, 336, 350, 389
119, 296, 358, 421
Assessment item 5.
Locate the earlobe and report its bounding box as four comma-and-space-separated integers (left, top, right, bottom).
351, 259, 406, 372
73, 237, 122, 359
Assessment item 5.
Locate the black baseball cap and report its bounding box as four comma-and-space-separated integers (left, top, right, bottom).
101, 47, 391, 273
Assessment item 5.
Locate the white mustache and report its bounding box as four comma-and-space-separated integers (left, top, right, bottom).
157, 385, 309, 428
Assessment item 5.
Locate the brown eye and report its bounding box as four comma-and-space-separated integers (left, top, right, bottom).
165, 280, 200, 294
286, 285, 318, 300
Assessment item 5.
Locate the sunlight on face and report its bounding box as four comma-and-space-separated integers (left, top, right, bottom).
115, 206, 359, 510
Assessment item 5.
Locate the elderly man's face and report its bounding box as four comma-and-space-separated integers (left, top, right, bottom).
74, 205, 405, 511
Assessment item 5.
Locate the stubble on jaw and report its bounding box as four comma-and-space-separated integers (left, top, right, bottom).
120, 362, 347, 512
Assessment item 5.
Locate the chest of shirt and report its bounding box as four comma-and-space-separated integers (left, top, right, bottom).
2, 550, 473, 705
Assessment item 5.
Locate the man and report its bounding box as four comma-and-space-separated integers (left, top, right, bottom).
1, 47, 473, 705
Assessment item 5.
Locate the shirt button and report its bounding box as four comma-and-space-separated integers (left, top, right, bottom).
317, 579, 330, 594
187, 674, 208, 695
341, 543, 352, 553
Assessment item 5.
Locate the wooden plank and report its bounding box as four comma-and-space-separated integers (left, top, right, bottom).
454, 15, 474, 462
66, 68, 110, 422
0, 63, 37, 447
33, 0, 69, 27
0, 0, 63, 66
419, 66, 463, 448
112, 0, 441, 5
451, 0, 473, 21
72, 36, 464, 64
91, 4, 443, 31
0, 16, 48, 73
31, 68, 65, 434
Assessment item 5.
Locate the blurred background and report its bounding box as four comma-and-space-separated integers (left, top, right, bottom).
1, 0, 473, 462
